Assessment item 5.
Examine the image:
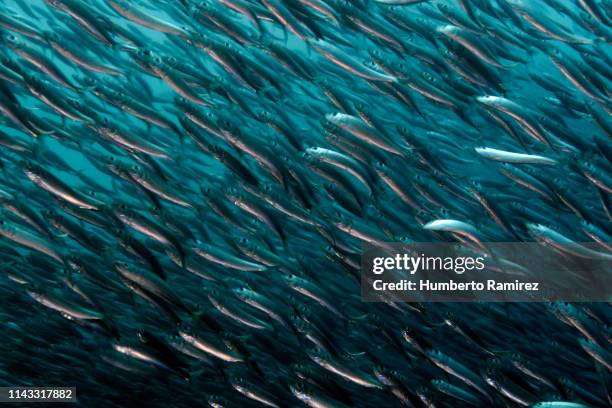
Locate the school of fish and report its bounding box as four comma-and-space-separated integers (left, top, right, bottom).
0, 0, 610, 407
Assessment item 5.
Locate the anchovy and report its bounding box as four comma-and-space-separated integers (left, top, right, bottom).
23, 163, 103, 210
527, 224, 612, 261
178, 331, 244, 362
27, 289, 103, 320
475, 147, 557, 165
311, 39, 397, 82
107, 0, 188, 36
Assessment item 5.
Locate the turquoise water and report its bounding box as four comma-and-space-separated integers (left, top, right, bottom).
0, 0, 610, 407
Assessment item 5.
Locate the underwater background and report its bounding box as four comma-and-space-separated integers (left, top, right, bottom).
0, 0, 610, 407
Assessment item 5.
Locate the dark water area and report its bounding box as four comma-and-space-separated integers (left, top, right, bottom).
0, 0, 610, 407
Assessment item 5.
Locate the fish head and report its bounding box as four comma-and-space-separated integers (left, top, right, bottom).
512, 348, 536, 364
235, 236, 254, 252
288, 381, 310, 401
151, 55, 163, 68
577, 159, 596, 175
425, 349, 446, 363
392, 60, 412, 78
525, 223, 548, 236
468, 178, 484, 192
546, 45, 564, 60
299, 150, 316, 163
476, 95, 501, 106
3, 33, 23, 50
23, 73, 43, 89
104, 155, 125, 174
40, 208, 56, 221
96, 116, 115, 132
199, 185, 214, 197
127, 163, 144, 179
77, 76, 99, 92
436, 24, 459, 36
135, 48, 154, 60
490, 349, 509, 364
224, 187, 242, 205
231, 286, 253, 301
173, 96, 192, 109
289, 362, 311, 375
430, 379, 449, 391
65, 256, 83, 271
111, 201, 130, 213
113, 260, 130, 273
579, 219, 595, 232
306, 346, 328, 360
483, 369, 503, 388
324, 112, 344, 123
206, 395, 228, 408
19, 160, 37, 175
162, 55, 178, 67
415, 385, 434, 403
41, 27, 62, 44
254, 109, 272, 123
0, 219, 14, 235
395, 235, 412, 244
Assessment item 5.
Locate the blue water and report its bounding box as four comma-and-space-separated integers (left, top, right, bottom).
0, 0, 610, 407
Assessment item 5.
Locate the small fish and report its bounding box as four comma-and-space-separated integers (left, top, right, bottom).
475, 147, 557, 165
